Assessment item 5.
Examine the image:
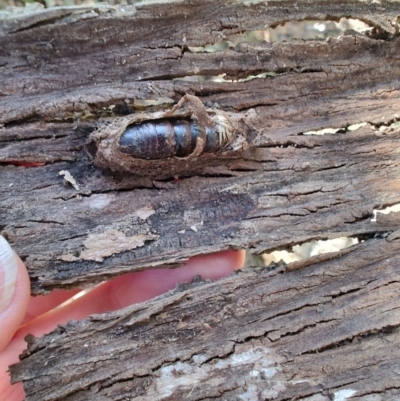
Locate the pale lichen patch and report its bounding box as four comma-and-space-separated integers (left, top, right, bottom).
333, 389, 357, 401
136, 207, 155, 220
155, 346, 280, 398
85, 193, 112, 209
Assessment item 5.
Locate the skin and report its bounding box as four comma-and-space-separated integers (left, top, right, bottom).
0, 249, 245, 401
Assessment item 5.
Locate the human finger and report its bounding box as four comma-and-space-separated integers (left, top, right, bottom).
15, 250, 245, 340
0, 236, 30, 353
2, 250, 244, 400
21, 289, 81, 326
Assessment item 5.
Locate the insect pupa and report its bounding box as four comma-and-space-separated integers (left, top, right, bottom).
89, 94, 248, 178
118, 113, 235, 160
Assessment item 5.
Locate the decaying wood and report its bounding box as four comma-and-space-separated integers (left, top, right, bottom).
1, 0, 400, 398
3, 119, 400, 294
9, 235, 400, 400
1, 0, 400, 293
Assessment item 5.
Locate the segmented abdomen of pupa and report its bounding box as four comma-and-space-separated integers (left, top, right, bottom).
119, 115, 234, 160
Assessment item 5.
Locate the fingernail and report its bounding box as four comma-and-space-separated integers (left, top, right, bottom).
0, 236, 18, 313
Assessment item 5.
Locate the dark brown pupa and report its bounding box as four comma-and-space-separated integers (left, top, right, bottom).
118, 114, 235, 160
89, 94, 247, 178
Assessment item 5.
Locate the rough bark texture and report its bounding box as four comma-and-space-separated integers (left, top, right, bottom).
9, 235, 400, 400
1, 0, 400, 399
1, 0, 400, 294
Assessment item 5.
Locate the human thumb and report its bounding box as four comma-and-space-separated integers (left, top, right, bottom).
0, 236, 30, 352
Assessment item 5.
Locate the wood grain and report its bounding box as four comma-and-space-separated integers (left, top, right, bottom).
2, 1, 400, 398
10, 235, 400, 400
1, 1, 400, 293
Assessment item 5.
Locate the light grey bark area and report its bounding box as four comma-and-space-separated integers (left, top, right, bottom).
10, 233, 400, 400
2, 0, 400, 398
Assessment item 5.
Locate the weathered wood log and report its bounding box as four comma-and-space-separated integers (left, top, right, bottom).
1, 0, 400, 399
9, 234, 400, 400
1, 0, 400, 294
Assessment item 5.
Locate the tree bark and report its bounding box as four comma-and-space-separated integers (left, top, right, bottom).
9, 235, 400, 400
1, 0, 400, 399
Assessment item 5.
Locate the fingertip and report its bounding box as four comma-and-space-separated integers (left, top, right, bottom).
235, 249, 246, 270
0, 250, 30, 352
